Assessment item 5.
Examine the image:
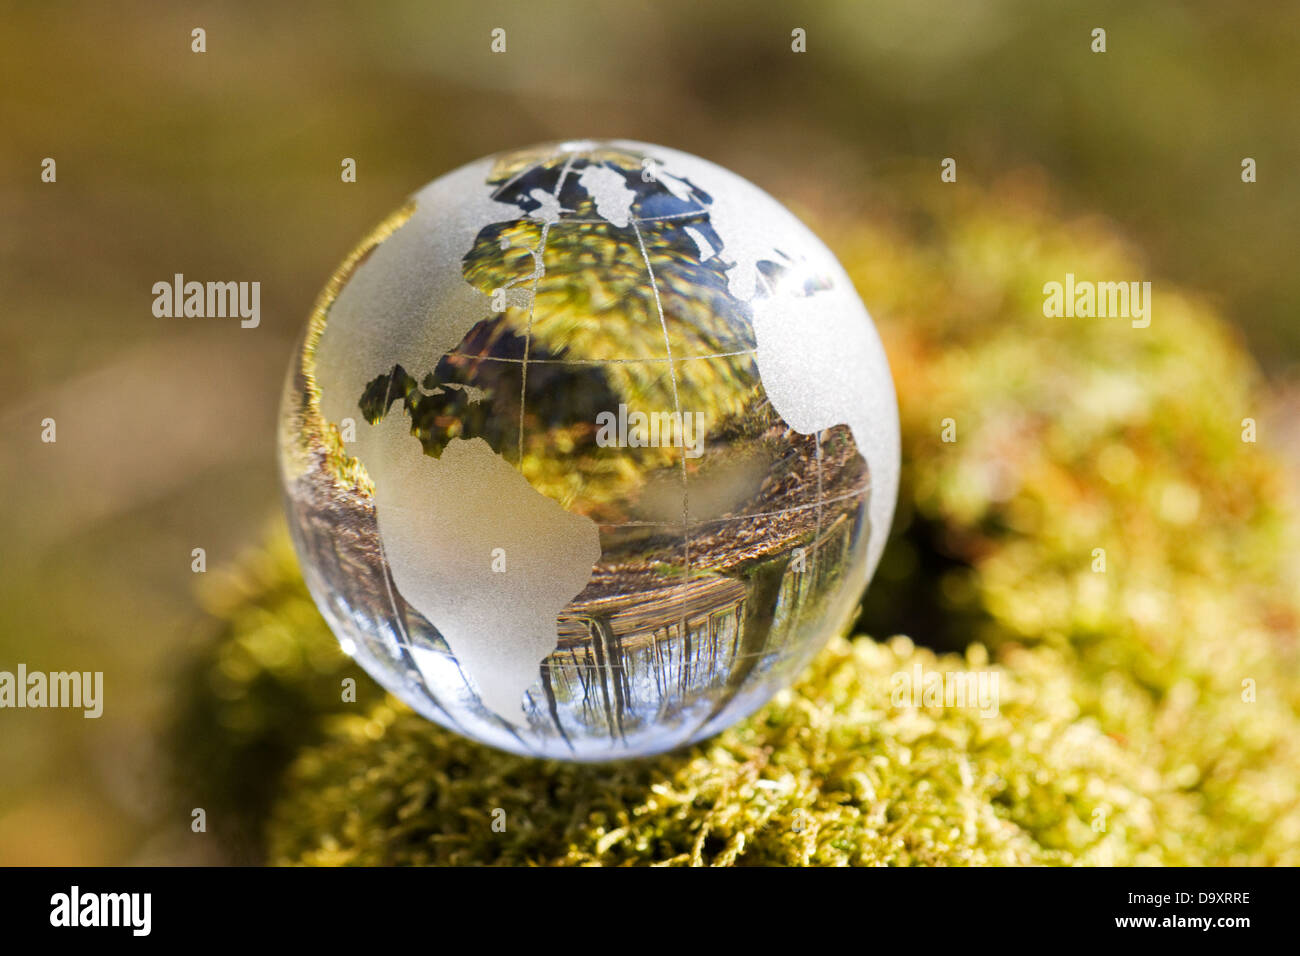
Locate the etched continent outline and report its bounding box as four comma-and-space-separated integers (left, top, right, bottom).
310, 141, 899, 727
314, 154, 604, 724
613, 140, 899, 575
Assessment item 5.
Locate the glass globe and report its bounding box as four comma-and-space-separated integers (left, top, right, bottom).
278, 140, 899, 760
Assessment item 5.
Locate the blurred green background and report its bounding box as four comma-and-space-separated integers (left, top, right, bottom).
1, 0, 1297, 864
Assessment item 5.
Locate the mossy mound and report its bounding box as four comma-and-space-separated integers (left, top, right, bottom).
174, 174, 1300, 865
269, 635, 1191, 866
168, 534, 388, 862
844, 177, 1300, 864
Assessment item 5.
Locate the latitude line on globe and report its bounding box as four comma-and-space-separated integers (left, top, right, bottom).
591, 484, 868, 528
558, 208, 710, 225
444, 348, 758, 365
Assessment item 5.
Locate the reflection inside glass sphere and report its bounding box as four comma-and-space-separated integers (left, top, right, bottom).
279, 140, 898, 760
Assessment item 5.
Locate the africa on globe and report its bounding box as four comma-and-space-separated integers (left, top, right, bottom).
278, 140, 899, 760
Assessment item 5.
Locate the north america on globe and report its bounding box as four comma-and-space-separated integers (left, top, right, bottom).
278, 140, 899, 759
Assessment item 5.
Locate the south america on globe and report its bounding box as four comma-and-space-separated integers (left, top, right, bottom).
278, 140, 900, 760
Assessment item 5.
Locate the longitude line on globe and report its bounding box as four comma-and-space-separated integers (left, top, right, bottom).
631, 214, 697, 669
753, 249, 826, 589
630, 218, 692, 576
517, 219, 551, 466
554, 151, 578, 198
490, 159, 547, 201
514, 152, 577, 466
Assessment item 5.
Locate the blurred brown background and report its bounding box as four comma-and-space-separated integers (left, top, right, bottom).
1, 0, 1297, 863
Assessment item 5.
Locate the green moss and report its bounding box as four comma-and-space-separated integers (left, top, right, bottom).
175, 178, 1300, 865
269, 636, 1197, 866
167, 533, 387, 862
842, 180, 1300, 864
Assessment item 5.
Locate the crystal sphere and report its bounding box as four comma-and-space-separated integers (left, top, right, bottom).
279, 140, 899, 760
